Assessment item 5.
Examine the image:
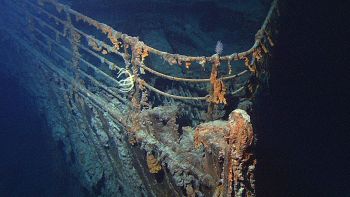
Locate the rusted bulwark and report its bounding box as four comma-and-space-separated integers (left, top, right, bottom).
195, 109, 256, 197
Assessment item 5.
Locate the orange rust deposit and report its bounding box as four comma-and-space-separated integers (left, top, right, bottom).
141, 48, 149, 62
185, 61, 191, 69
210, 57, 227, 104
253, 48, 263, 62
243, 56, 257, 74
194, 110, 256, 197
146, 153, 162, 174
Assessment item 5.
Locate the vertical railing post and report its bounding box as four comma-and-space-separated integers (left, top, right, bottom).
207, 54, 227, 120
129, 41, 142, 138
64, 6, 82, 93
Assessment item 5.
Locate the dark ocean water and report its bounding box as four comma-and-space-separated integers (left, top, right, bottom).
0, 73, 85, 196
0, 0, 348, 196
255, 1, 348, 196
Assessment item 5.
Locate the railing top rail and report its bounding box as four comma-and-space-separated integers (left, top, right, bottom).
36, 0, 278, 62
15, 0, 278, 102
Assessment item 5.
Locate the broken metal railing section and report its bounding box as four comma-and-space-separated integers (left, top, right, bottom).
23, 0, 277, 107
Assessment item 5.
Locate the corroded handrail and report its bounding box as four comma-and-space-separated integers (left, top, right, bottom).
36, 0, 277, 62
17, 0, 278, 103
